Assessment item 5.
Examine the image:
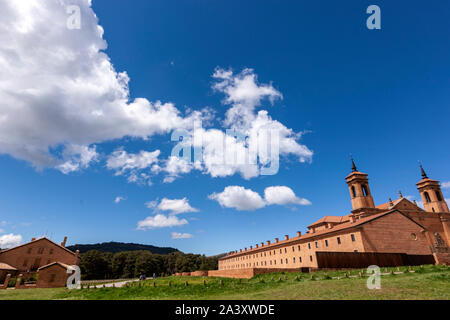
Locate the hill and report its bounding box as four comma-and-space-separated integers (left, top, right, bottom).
67, 241, 180, 254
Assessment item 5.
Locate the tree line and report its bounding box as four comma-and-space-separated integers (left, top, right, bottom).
79, 250, 218, 280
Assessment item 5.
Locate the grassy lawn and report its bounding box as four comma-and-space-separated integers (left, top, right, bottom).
0, 265, 449, 300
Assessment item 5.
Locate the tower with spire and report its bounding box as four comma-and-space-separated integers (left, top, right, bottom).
416, 164, 449, 213
345, 157, 376, 217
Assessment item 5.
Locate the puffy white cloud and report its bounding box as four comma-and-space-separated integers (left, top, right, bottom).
213, 68, 283, 128
171, 232, 194, 239
137, 214, 188, 230
56, 144, 99, 174
114, 196, 126, 204
264, 186, 311, 206
106, 149, 160, 185
209, 186, 266, 211
0, 233, 23, 249
156, 198, 198, 215
442, 182, 450, 189
138, 197, 197, 230
0, 0, 201, 170
209, 185, 311, 211
162, 156, 194, 183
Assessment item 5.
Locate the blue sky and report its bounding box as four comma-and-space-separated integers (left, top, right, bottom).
0, 0, 449, 255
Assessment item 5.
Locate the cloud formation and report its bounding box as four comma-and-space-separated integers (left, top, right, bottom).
0, 233, 23, 249
114, 196, 126, 204
0, 0, 201, 172
137, 197, 198, 230
137, 214, 188, 230
171, 232, 194, 239
209, 185, 310, 211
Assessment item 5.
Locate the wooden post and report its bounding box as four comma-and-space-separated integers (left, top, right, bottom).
15, 274, 23, 289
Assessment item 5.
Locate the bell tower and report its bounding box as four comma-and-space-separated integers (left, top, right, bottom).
416, 164, 449, 213
345, 157, 375, 215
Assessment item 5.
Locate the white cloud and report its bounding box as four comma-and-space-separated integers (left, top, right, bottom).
442, 182, 450, 189
137, 214, 188, 230
162, 156, 194, 183
209, 185, 311, 211
0, 0, 202, 170
114, 196, 126, 204
106, 149, 160, 185
138, 198, 197, 230
156, 198, 198, 215
0, 233, 23, 249
264, 186, 311, 206
209, 186, 266, 211
171, 232, 194, 239
56, 144, 99, 174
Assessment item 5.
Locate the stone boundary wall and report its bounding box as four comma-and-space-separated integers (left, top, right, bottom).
190, 271, 208, 277
207, 268, 308, 279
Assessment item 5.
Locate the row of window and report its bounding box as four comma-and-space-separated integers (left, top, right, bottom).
223, 256, 315, 269
22, 258, 52, 269
223, 234, 357, 264
26, 247, 54, 255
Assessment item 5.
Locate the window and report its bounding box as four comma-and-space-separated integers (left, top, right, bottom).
274, 260, 276, 265
325, 240, 328, 247
293, 257, 296, 263
337, 237, 341, 245
411, 233, 417, 240
284, 248, 287, 253
351, 186, 357, 198
351, 234, 356, 242
292, 246, 295, 252
424, 192, 431, 203
38, 247, 44, 254
280, 249, 282, 254
298, 245, 301, 251
308, 243, 311, 249
285, 258, 288, 264
362, 185, 369, 197
436, 191, 443, 202
27, 247, 32, 254
299, 257, 302, 263
315, 242, 318, 248
270, 260, 272, 265
281, 259, 283, 264
310, 255, 313, 262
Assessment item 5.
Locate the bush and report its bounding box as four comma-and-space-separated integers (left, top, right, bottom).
7, 278, 16, 287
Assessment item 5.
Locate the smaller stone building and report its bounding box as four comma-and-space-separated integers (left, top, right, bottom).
37, 262, 73, 288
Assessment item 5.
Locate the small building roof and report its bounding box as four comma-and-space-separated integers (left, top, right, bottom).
0, 262, 18, 271
38, 261, 71, 271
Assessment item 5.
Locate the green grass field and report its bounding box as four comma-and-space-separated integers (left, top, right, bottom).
0, 265, 449, 300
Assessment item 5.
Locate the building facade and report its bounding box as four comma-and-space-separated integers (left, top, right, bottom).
218, 162, 450, 272
0, 236, 80, 287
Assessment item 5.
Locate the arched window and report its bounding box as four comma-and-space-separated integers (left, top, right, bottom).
362, 185, 369, 197
436, 191, 443, 202
424, 192, 431, 203
351, 186, 357, 198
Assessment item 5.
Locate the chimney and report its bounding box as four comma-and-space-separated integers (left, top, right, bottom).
31, 237, 36, 242
250, 246, 253, 249
275, 238, 279, 243
350, 215, 356, 223
256, 244, 259, 248
261, 242, 264, 247
240, 249, 242, 252
266, 240, 271, 245
297, 231, 301, 237
60, 236, 67, 247
285, 235, 289, 240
